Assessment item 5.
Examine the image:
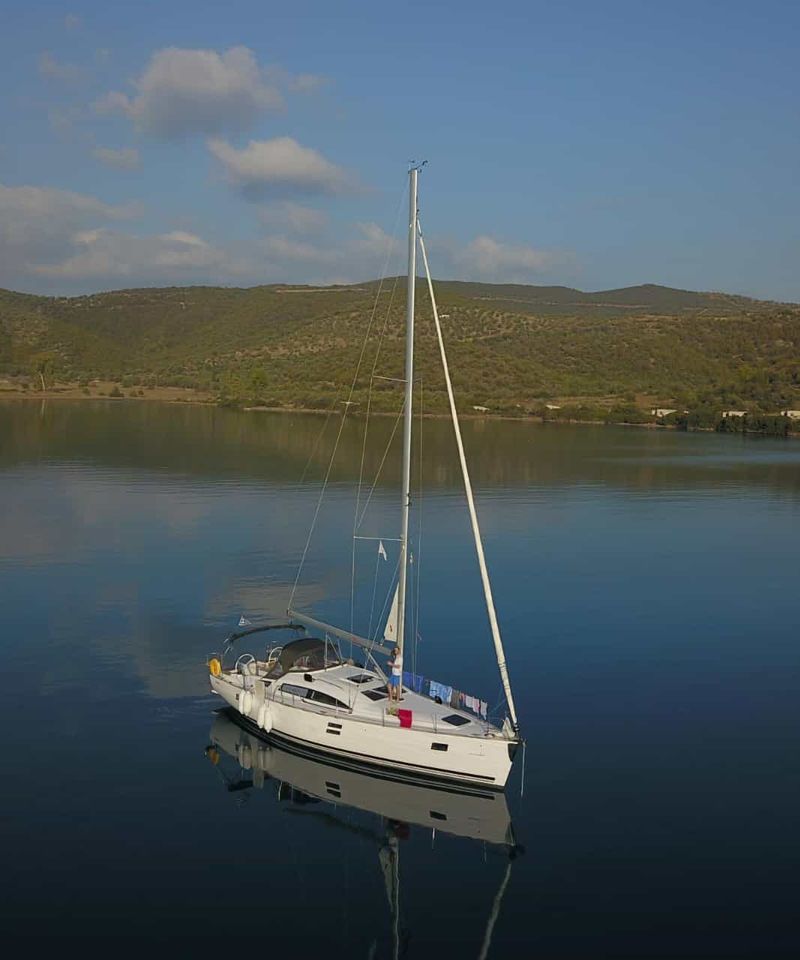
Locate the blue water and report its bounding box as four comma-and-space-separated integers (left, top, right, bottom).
0, 401, 798, 953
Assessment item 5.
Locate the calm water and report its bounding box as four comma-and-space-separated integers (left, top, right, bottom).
1, 400, 798, 954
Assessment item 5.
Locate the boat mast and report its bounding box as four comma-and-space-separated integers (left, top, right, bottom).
395, 165, 419, 665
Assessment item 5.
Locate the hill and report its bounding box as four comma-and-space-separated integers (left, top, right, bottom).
431, 280, 761, 316
1, 280, 798, 430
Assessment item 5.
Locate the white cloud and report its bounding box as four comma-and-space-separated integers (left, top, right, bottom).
453, 235, 569, 281
262, 235, 338, 265
98, 46, 283, 139
254, 226, 568, 287
38, 51, 84, 82
0, 181, 388, 293
0, 184, 137, 242
93, 90, 131, 115
256, 220, 399, 281
257, 201, 328, 234
48, 105, 84, 136
0, 183, 140, 288
31, 227, 241, 282
288, 73, 328, 93
263, 64, 330, 94
355, 221, 392, 250
92, 147, 141, 170
208, 136, 352, 196
0, 182, 572, 292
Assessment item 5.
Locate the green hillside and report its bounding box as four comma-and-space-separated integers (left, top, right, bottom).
1, 280, 799, 431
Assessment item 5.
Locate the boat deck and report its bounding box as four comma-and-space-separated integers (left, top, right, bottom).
222, 660, 507, 740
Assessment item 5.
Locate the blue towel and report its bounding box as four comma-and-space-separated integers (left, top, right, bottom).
403, 671, 425, 693
429, 681, 453, 705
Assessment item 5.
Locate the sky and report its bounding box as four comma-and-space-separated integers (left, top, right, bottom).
1, 0, 799, 299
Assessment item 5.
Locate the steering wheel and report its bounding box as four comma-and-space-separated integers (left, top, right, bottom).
235, 653, 256, 674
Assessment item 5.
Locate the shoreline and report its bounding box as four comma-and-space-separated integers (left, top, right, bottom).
2, 390, 797, 438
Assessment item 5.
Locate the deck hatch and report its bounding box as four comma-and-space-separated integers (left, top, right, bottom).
441, 714, 470, 727
362, 689, 388, 701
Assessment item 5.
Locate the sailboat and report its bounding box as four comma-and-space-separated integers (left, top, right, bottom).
205, 708, 520, 959
208, 165, 521, 790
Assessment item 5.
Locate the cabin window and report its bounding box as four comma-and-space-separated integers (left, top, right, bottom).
280, 683, 348, 710
431, 742, 449, 751
280, 683, 310, 699
441, 714, 470, 727
429, 811, 447, 820
308, 689, 348, 709
346, 673, 375, 684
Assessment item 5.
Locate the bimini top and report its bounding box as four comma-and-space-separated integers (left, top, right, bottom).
268, 637, 340, 677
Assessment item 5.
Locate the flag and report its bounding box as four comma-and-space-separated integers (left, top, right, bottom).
378, 540, 387, 561
238, 615, 252, 627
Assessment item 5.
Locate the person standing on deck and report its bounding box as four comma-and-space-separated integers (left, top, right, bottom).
387, 646, 403, 705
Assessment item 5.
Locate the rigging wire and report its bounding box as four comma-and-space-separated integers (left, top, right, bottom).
353, 272, 403, 524
366, 545, 382, 642
298, 392, 343, 485
412, 374, 424, 679
288, 404, 350, 612
290, 184, 406, 615
353, 395, 405, 641
355, 397, 406, 531
349, 188, 407, 637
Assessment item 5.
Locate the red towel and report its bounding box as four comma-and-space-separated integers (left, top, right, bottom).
398, 709, 413, 729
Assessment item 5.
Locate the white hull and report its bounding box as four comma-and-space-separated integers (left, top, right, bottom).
208, 709, 516, 846
210, 669, 516, 790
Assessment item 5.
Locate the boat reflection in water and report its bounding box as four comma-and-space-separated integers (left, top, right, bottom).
206, 708, 522, 958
